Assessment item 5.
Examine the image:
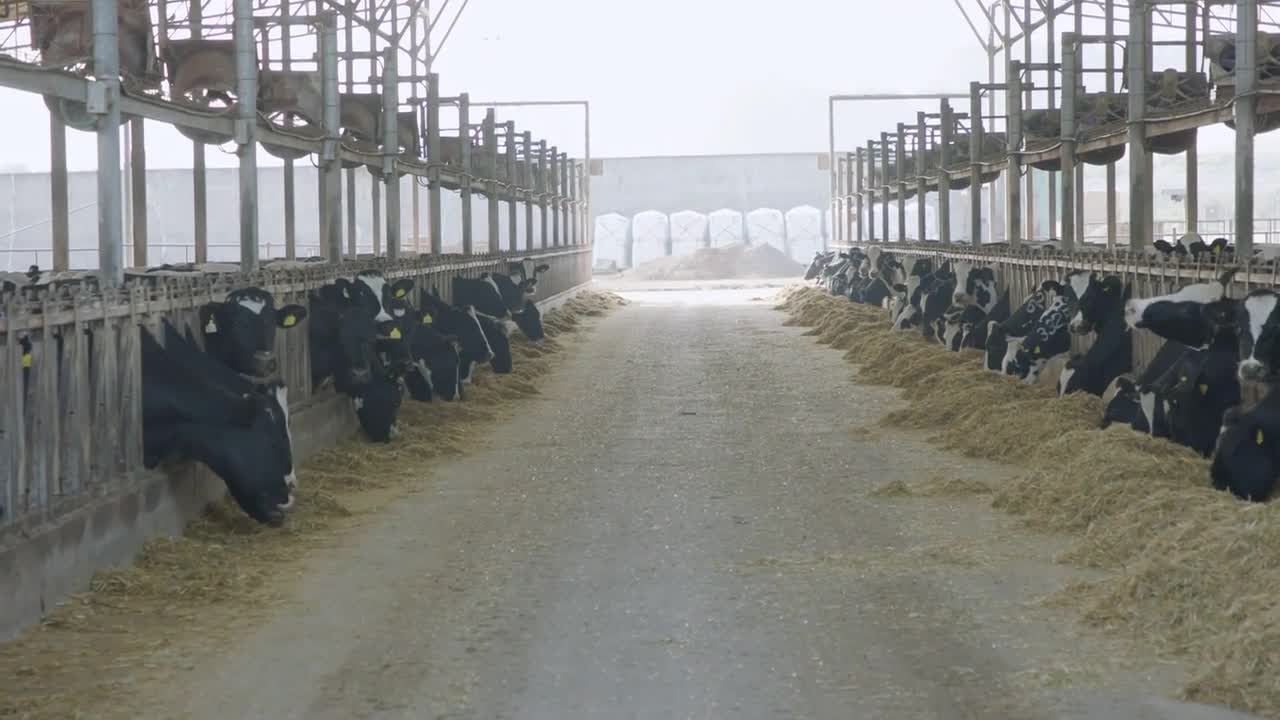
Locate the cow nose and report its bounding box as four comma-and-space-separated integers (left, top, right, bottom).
1240, 360, 1266, 381
253, 351, 277, 376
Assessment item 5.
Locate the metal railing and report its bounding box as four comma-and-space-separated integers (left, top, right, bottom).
0, 246, 591, 536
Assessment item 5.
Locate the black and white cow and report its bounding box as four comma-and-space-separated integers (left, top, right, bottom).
1213, 387, 1280, 502
951, 262, 998, 313
392, 307, 463, 402
353, 270, 415, 323
1101, 340, 1189, 436
199, 287, 307, 379
805, 251, 836, 282
1124, 271, 1236, 350
420, 288, 497, 385
1235, 289, 1280, 382
1059, 274, 1133, 397
142, 321, 295, 525
1153, 238, 1188, 260
453, 275, 546, 342
985, 281, 1061, 373
1007, 292, 1075, 382
1163, 342, 1242, 457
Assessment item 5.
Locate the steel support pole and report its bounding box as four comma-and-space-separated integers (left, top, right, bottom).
382, 46, 400, 260
969, 81, 983, 246
523, 131, 534, 250
130, 119, 147, 267
281, 0, 295, 261
867, 141, 877, 242
880, 136, 890, 241
371, 172, 381, 255
1006, 60, 1024, 247
1185, 0, 1199, 238
320, 12, 342, 263
916, 112, 927, 241
561, 152, 571, 247
550, 148, 561, 247
834, 155, 845, 247
844, 151, 855, 246
895, 124, 907, 242
570, 159, 579, 246
1235, 0, 1258, 255
854, 148, 864, 243
1023, 0, 1035, 242
1047, 3, 1057, 239
191, 0, 207, 264
505, 122, 518, 251
1073, 0, 1084, 246
1104, 0, 1117, 248
939, 100, 953, 244
427, 72, 443, 254
233, 0, 258, 271
50, 111, 69, 270
828, 96, 836, 243
92, 0, 123, 285
1061, 32, 1078, 252
483, 109, 499, 253
459, 93, 473, 254
1127, 0, 1151, 252
538, 140, 548, 248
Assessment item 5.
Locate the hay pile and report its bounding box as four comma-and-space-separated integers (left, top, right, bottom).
624, 242, 803, 281
0, 290, 625, 720
779, 284, 1280, 717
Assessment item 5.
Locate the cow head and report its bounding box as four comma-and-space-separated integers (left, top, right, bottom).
1236, 289, 1280, 382
310, 281, 380, 393
353, 366, 404, 444
1069, 273, 1126, 334
1124, 270, 1237, 349
353, 270, 414, 322
421, 288, 495, 364
1212, 403, 1280, 502
477, 314, 514, 374
805, 251, 834, 281
512, 300, 545, 341
396, 307, 462, 402
200, 288, 307, 378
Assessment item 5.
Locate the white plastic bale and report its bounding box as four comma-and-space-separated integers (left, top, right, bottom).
668, 210, 707, 258
707, 209, 744, 248
784, 205, 825, 262
630, 210, 669, 266
746, 208, 785, 254
592, 213, 629, 265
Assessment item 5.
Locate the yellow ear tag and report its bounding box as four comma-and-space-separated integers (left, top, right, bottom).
389, 327, 402, 339
1198, 383, 1209, 396
1258, 429, 1266, 446
204, 316, 218, 334
394, 287, 408, 298
22, 353, 32, 369
422, 313, 433, 326
282, 314, 297, 328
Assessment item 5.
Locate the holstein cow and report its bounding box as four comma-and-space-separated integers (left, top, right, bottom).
1059, 274, 1132, 397
420, 288, 496, 386
985, 280, 1062, 373
391, 305, 463, 402
1007, 292, 1076, 383
1125, 270, 1237, 350
142, 321, 295, 525
199, 287, 308, 378
453, 274, 543, 343
1212, 387, 1280, 501
353, 270, 415, 322
1235, 289, 1280, 382
805, 251, 836, 282
1101, 340, 1189, 436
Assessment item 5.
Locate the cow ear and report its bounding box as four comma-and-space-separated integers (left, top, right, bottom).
535, 264, 550, 273
276, 304, 307, 329
391, 279, 414, 299
199, 303, 220, 335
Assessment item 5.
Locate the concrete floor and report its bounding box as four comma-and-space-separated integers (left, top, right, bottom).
134, 285, 1257, 720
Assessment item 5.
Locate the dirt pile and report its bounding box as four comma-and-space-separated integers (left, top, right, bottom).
776, 285, 1280, 718
624, 242, 804, 281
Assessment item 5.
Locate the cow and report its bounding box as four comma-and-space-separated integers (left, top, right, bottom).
1212, 387, 1280, 501
420, 288, 496, 386
353, 363, 405, 444
805, 251, 836, 282
942, 304, 988, 352
1007, 292, 1075, 382
985, 281, 1061, 373
308, 280, 380, 395
1060, 275, 1132, 397
142, 321, 295, 525
353, 270, 415, 322
199, 287, 308, 379
392, 307, 462, 402
1163, 342, 1241, 457
453, 275, 546, 341
1235, 289, 1280, 382
952, 262, 998, 313
1153, 238, 1188, 260
1101, 340, 1191, 436
1124, 270, 1236, 349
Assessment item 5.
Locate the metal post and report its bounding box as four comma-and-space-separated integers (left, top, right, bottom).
881, 133, 890, 241
320, 11, 342, 263
281, 0, 294, 261
538, 140, 548, 248
939, 100, 953, 244
459, 93, 473, 254
1061, 32, 1078, 252
427, 72, 443, 254
1074, 0, 1084, 246
129, 119, 147, 267
550, 148, 561, 247
1006, 60, 1024, 247
1047, 2, 1057, 239
1023, 0, 1036, 242
233, 0, 258, 271
987, 26, 999, 241
50, 112, 69, 270
569, 158, 579, 246
382, 46, 400, 260
523, 131, 534, 250
93, 0, 123, 285
482, 108, 499, 253
1105, 0, 1117, 248
371, 170, 381, 255
834, 155, 845, 247
854, 148, 864, 243
969, 81, 983, 246
867, 141, 877, 241
191, 0, 207, 264
505, 121, 518, 251
1128, 0, 1151, 253
916, 112, 927, 241
1185, 0, 1199, 237
827, 96, 837, 241
1236, 0, 1258, 256
895, 124, 907, 242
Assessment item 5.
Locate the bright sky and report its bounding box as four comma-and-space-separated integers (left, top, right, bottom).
0, 0, 1272, 173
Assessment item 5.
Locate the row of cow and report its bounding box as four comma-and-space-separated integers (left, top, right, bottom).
6, 260, 552, 527
806, 248, 1280, 502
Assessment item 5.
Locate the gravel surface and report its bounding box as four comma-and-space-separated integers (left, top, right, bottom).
119, 286, 1256, 720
